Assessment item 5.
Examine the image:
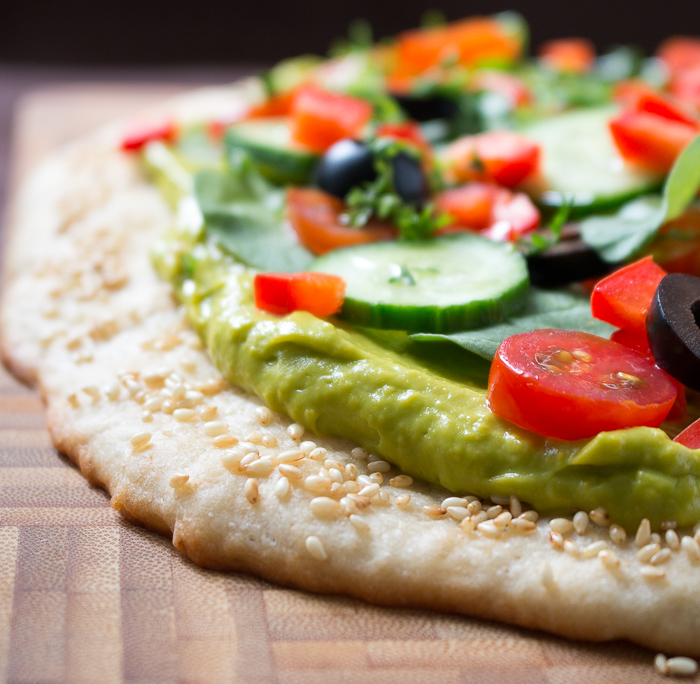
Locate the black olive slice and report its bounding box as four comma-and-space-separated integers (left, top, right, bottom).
525, 224, 613, 287
647, 273, 700, 391
390, 93, 458, 122
391, 152, 429, 205
313, 139, 376, 199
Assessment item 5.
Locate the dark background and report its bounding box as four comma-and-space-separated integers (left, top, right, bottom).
0, 0, 698, 65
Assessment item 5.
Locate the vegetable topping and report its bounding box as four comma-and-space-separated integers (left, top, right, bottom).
254, 271, 345, 317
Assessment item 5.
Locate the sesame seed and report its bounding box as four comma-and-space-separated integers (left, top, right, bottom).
635, 518, 651, 548
133, 391, 147, 405
486, 505, 502, 519
239, 453, 258, 468
169, 474, 189, 489
359, 484, 380, 498
356, 474, 373, 486
125, 379, 141, 396
549, 531, 564, 550
367, 460, 391, 473
345, 464, 358, 480
460, 517, 476, 534
143, 396, 164, 412
244, 479, 259, 504
328, 468, 343, 484
130, 432, 151, 449
349, 515, 370, 532
491, 495, 510, 506
340, 497, 357, 516
550, 518, 574, 535
275, 450, 303, 466
447, 506, 470, 521
238, 442, 259, 456
493, 511, 512, 528
179, 356, 197, 373
590, 507, 610, 527
299, 441, 317, 456
609, 524, 627, 546
171, 385, 186, 402
650, 548, 672, 566
245, 431, 263, 445
221, 451, 244, 471
278, 464, 302, 481
310, 497, 341, 518
573, 511, 589, 535
651, 532, 662, 544
104, 383, 120, 401
681, 535, 700, 561
274, 476, 290, 499
161, 400, 174, 415
245, 458, 273, 477
442, 497, 468, 508
309, 447, 327, 461
82, 385, 101, 403
143, 369, 170, 387
196, 378, 225, 396
369, 473, 384, 484
347, 493, 371, 509
255, 406, 272, 425
581, 541, 608, 558
343, 481, 361, 494
173, 408, 195, 422
212, 435, 238, 448
351, 447, 368, 460
509, 494, 522, 518
640, 566, 666, 581
666, 529, 681, 552
637, 543, 662, 564
541, 562, 555, 588
142, 410, 153, 423
287, 423, 304, 441
478, 520, 503, 538
598, 549, 620, 570
203, 421, 228, 437
654, 654, 668, 675
331, 482, 344, 498
424, 505, 445, 518
261, 434, 277, 448
520, 510, 539, 522
563, 539, 579, 557
509, 518, 536, 533
395, 494, 411, 509
305, 475, 331, 491
471, 510, 488, 525
305, 536, 327, 561
197, 405, 218, 421
666, 657, 698, 677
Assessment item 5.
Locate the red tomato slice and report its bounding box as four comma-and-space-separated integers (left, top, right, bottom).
286, 187, 397, 255
674, 418, 700, 448
444, 130, 540, 188
254, 271, 345, 317
609, 110, 699, 173
435, 183, 495, 230
488, 329, 677, 440
290, 86, 372, 153
121, 121, 177, 151
486, 191, 540, 240
591, 256, 667, 330
539, 38, 595, 74
635, 93, 699, 127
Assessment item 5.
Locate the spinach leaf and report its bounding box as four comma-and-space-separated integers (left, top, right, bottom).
581, 132, 700, 263
411, 288, 614, 361
194, 153, 314, 273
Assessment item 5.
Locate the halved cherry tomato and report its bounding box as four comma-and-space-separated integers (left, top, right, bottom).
254, 271, 345, 317
674, 418, 700, 448
657, 37, 700, 77
609, 109, 699, 173
635, 93, 699, 127
290, 86, 373, 153
375, 122, 431, 159
436, 183, 540, 241
488, 329, 677, 440
286, 187, 396, 255
471, 70, 532, 107
539, 38, 595, 74
591, 256, 667, 330
121, 121, 177, 151
396, 17, 521, 75
443, 130, 540, 188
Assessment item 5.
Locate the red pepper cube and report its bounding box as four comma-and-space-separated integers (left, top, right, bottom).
254, 273, 296, 315
591, 256, 667, 330
254, 271, 345, 317
120, 121, 177, 152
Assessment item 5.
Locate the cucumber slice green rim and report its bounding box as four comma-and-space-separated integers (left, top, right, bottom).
521, 106, 663, 218
311, 234, 530, 333
224, 117, 319, 186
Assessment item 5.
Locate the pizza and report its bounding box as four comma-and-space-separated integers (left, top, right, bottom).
3, 13, 700, 669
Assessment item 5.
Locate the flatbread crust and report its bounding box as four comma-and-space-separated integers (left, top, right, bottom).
2, 81, 700, 657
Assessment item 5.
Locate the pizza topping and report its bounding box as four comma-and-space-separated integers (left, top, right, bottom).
313, 139, 376, 199
254, 271, 345, 317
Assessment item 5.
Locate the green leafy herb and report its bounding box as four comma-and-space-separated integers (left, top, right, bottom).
329, 19, 374, 57
195, 151, 313, 273
581, 132, 700, 263
410, 288, 614, 360
519, 199, 572, 255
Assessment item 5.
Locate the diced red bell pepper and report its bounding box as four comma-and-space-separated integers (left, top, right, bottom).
609, 109, 699, 173
443, 130, 540, 188
254, 271, 345, 317
249, 91, 296, 118
539, 38, 596, 74
591, 256, 667, 330
635, 93, 699, 127
290, 86, 372, 153
674, 418, 700, 448
120, 121, 177, 151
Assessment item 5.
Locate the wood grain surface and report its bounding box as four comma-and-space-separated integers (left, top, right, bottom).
0, 85, 677, 683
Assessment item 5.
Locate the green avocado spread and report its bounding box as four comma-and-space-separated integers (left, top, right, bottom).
146, 129, 700, 533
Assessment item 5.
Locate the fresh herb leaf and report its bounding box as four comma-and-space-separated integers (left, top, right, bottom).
410, 288, 614, 360
195, 153, 314, 273
519, 199, 572, 255
581, 132, 700, 263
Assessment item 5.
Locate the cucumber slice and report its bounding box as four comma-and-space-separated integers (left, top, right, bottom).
225, 117, 319, 185
521, 106, 663, 216
311, 234, 529, 333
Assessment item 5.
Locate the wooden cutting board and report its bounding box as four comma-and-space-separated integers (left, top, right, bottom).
0, 84, 672, 684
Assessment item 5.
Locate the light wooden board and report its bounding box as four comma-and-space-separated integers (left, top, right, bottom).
0, 84, 673, 684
